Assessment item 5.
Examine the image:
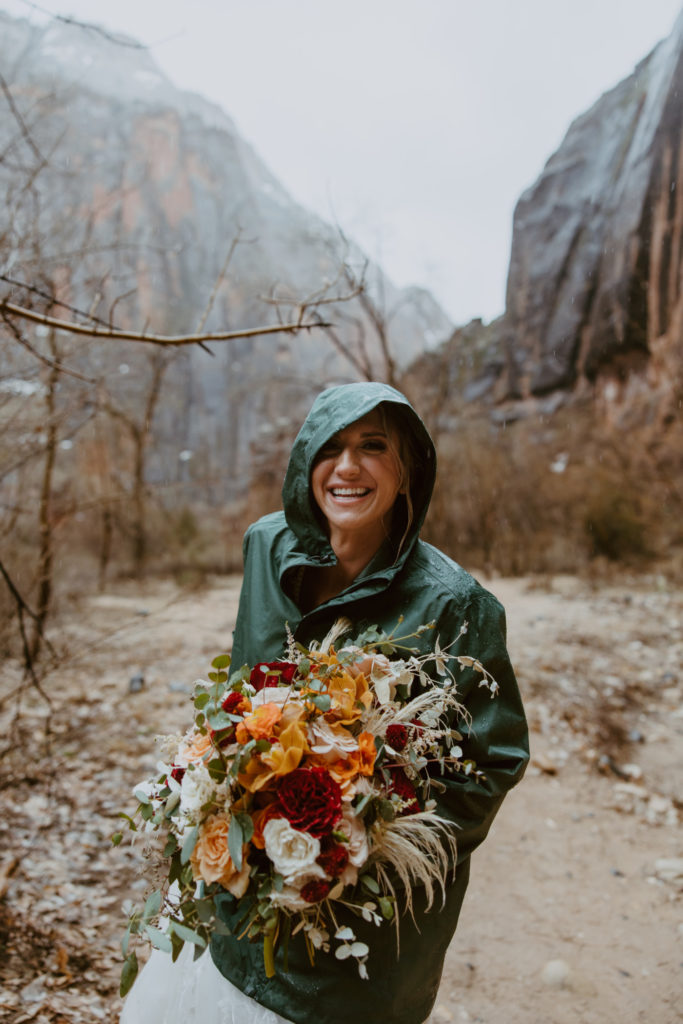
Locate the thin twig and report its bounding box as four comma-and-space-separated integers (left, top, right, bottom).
1, 312, 96, 384
0, 557, 54, 705
0, 300, 331, 345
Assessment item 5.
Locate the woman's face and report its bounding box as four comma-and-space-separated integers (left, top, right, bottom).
311, 409, 403, 538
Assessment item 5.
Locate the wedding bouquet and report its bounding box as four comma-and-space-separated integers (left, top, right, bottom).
115, 618, 498, 996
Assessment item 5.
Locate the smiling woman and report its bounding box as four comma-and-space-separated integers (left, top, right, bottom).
120, 381, 529, 1024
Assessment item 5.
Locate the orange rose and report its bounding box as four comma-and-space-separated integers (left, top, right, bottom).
235, 702, 282, 743
251, 801, 283, 849
190, 813, 250, 897
181, 730, 214, 764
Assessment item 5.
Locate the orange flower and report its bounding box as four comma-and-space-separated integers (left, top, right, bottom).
323, 669, 372, 725
251, 801, 283, 849
262, 718, 309, 776
349, 731, 377, 776
235, 702, 282, 743
181, 730, 213, 764
190, 813, 250, 896
328, 731, 377, 783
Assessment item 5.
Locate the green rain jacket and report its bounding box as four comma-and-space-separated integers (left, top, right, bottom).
211, 382, 529, 1024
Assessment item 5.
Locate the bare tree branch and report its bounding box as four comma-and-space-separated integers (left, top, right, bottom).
0, 72, 45, 166
0, 299, 331, 345
0, 556, 54, 703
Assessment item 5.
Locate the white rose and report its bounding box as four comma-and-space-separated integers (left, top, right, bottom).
263, 819, 323, 883
179, 763, 225, 822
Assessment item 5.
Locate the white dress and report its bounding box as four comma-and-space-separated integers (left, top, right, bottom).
120, 946, 433, 1023
119, 946, 295, 1024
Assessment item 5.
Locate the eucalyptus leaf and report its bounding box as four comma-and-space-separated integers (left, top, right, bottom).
309, 693, 332, 712
169, 922, 207, 947
227, 814, 244, 870
119, 951, 138, 998
181, 826, 199, 865
360, 874, 380, 894
212, 654, 231, 669
144, 924, 173, 953
142, 889, 162, 922
234, 811, 254, 843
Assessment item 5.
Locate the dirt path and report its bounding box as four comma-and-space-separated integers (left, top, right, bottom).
0, 574, 681, 1023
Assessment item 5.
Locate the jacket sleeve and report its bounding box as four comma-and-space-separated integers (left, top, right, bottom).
432, 588, 529, 865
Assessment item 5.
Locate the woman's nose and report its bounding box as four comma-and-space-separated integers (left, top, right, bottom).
336, 447, 360, 475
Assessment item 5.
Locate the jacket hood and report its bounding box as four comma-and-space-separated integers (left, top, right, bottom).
281, 382, 436, 563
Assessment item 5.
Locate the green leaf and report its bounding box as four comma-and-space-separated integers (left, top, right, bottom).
134, 788, 152, 805
181, 826, 199, 865
140, 803, 153, 822
353, 793, 373, 817
298, 658, 311, 676
207, 710, 234, 730
212, 654, 231, 670
119, 951, 138, 998
121, 923, 132, 957
144, 924, 173, 953
208, 670, 228, 684
234, 811, 254, 844
379, 897, 394, 920
194, 692, 211, 709
228, 814, 244, 870
142, 890, 162, 922
309, 693, 332, 712
272, 872, 284, 893
163, 834, 179, 858
360, 874, 380, 894
169, 922, 207, 947
111, 832, 123, 846
118, 812, 138, 831
377, 799, 396, 822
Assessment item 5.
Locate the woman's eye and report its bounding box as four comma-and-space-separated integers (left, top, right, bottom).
362, 440, 387, 452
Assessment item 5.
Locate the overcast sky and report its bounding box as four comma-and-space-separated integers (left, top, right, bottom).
2, 0, 682, 324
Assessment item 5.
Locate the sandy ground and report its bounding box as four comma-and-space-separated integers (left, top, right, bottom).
0, 572, 681, 1024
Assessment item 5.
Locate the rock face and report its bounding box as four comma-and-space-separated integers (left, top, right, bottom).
500, 10, 682, 416
0, 12, 451, 499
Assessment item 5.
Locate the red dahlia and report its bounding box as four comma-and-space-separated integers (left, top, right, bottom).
316, 841, 349, 878
300, 879, 332, 903
277, 766, 342, 837
249, 661, 298, 692
221, 691, 246, 714
385, 723, 408, 751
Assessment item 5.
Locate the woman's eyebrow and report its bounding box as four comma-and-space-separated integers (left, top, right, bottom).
358, 429, 387, 438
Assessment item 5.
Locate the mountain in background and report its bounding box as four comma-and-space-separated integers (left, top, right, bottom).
0, 10, 452, 499
411, 8, 682, 443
